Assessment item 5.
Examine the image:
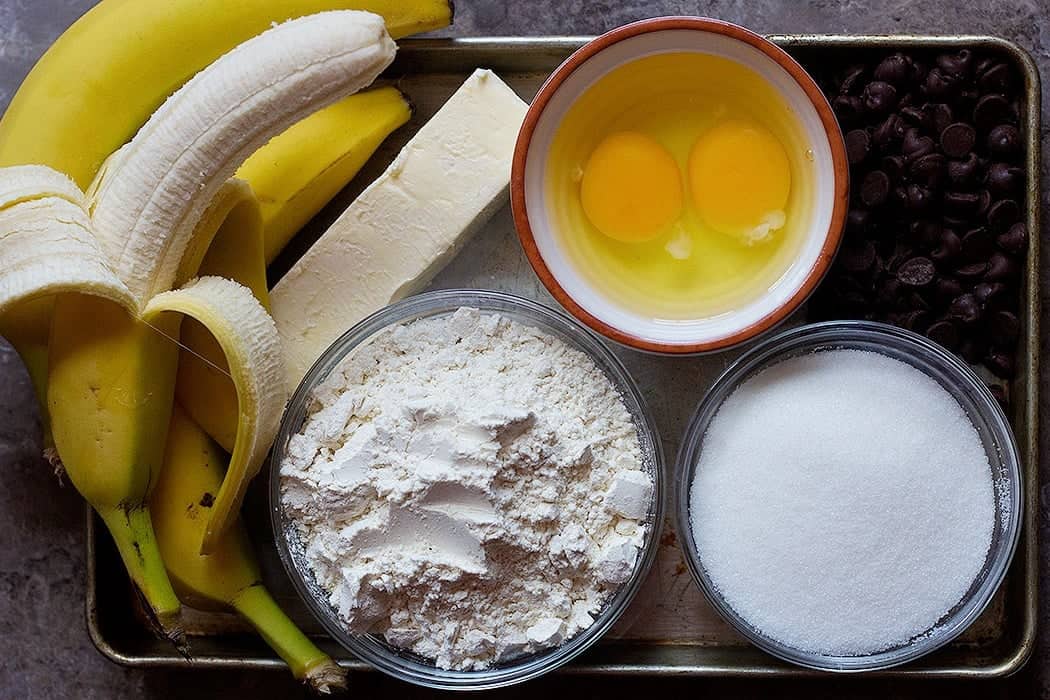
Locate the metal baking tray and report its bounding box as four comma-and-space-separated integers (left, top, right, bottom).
85, 34, 1040, 678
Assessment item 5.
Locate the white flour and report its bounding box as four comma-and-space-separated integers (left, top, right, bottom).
280, 307, 652, 670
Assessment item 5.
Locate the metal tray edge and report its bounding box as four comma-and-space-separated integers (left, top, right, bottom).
83, 32, 1042, 680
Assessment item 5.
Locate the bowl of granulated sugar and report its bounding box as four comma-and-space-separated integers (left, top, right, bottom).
675, 320, 1021, 672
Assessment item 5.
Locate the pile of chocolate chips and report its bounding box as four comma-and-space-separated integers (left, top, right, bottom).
807, 50, 1027, 385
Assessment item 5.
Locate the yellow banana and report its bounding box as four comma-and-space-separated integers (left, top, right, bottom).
0, 12, 397, 635
154, 406, 346, 693
48, 296, 185, 636
0, 0, 451, 189
238, 85, 412, 264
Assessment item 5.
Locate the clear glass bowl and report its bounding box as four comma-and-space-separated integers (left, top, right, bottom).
674, 320, 1022, 672
270, 289, 665, 689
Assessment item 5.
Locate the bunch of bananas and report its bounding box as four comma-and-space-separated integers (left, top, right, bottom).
0, 0, 450, 692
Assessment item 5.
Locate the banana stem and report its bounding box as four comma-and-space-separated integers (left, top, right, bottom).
231, 583, 346, 693
98, 505, 183, 640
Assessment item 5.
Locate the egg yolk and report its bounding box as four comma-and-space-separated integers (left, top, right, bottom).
689, 120, 791, 239
580, 131, 683, 243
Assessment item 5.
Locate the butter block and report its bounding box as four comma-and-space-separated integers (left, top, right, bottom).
271, 68, 529, 388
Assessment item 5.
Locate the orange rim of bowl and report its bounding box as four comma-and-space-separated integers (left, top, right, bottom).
510, 16, 850, 354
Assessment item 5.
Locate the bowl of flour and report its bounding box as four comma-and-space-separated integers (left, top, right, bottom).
676, 320, 1021, 672
271, 289, 663, 689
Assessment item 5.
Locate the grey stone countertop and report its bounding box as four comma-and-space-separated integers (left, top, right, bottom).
1, 1, 1048, 698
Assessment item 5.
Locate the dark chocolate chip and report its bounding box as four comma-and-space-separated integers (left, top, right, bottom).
860, 170, 891, 207
949, 293, 981, 323
876, 278, 903, 308
840, 240, 877, 273
961, 227, 994, 260
984, 252, 1017, 282
905, 183, 933, 213
974, 282, 1007, 308
977, 62, 1012, 94
873, 113, 906, 148
956, 87, 980, 112
911, 220, 942, 249
845, 129, 871, 164
881, 154, 907, 179
874, 53, 912, 86
897, 256, 936, 286
902, 128, 936, 161
925, 103, 954, 134
955, 262, 989, 281
974, 189, 992, 218
935, 277, 964, 303
900, 309, 930, 331
940, 122, 976, 158
989, 310, 1021, 344
926, 320, 959, 349
839, 64, 868, 95
973, 94, 1013, 132
996, 222, 1028, 254
936, 49, 972, 78
985, 351, 1016, 379
987, 124, 1021, 158
909, 153, 946, 187
863, 81, 898, 114
908, 291, 931, 311
899, 105, 928, 128
846, 208, 874, 236
931, 229, 962, 263
924, 67, 957, 98
975, 57, 997, 78
944, 191, 981, 217
947, 153, 980, 187
986, 162, 1023, 195
833, 95, 865, 122
987, 199, 1021, 233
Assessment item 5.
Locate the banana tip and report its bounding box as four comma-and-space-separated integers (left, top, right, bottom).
304, 660, 348, 695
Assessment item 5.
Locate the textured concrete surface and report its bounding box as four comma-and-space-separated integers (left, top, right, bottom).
0, 0, 1048, 698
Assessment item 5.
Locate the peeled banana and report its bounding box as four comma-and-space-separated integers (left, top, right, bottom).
0, 11, 400, 634
154, 406, 346, 693
0, 0, 451, 189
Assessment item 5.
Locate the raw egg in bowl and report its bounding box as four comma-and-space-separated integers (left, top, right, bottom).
512, 17, 849, 353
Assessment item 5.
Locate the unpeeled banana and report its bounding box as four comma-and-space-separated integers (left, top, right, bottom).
0, 0, 450, 190
154, 406, 346, 693
239, 86, 413, 265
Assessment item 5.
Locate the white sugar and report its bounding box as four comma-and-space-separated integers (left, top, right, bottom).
689, 349, 996, 656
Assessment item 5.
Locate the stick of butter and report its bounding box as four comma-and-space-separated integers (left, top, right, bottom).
271, 69, 529, 388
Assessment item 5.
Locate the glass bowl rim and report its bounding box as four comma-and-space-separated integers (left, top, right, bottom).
269, 288, 666, 689
673, 319, 1023, 672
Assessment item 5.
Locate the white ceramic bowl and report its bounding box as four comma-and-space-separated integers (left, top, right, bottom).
512, 17, 849, 354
